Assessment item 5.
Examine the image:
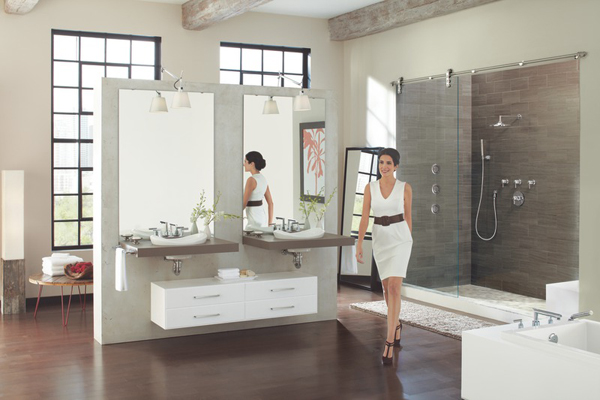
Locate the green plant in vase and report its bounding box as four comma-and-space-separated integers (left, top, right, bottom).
191, 191, 240, 237
299, 187, 337, 230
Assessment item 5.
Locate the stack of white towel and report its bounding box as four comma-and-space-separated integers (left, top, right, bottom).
217, 268, 240, 280
42, 253, 84, 276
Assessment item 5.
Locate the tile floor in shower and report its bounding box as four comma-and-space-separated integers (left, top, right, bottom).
434, 284, 546, 315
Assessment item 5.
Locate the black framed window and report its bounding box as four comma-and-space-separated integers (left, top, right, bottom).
219, 42, 310, 88
51, 29, 161, 250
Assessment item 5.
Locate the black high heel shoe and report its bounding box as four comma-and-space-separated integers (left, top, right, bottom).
382, 341, 394, 365
393, 322, 403, 347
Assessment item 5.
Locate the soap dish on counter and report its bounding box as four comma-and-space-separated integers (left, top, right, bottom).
214, 275, 257, 283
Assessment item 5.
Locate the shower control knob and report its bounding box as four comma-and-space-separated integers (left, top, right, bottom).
513, 191, 525, 207
528, 180, 536, 189
514, 179, 522, 188
501, 179, 509, 187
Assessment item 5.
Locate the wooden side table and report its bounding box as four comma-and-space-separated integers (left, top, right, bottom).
28, 273, 93, 326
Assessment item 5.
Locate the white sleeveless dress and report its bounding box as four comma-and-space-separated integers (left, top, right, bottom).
370, 180, 413, 280
246, 174, 268, 228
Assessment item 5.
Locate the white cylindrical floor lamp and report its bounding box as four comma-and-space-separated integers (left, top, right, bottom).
1, 170, 25, 314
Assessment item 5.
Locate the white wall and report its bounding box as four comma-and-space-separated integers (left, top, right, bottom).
342, 0, 600, 318
0, 0, 343, 298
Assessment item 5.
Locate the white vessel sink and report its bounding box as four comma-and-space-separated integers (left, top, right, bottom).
273, 228, 325, 240
150, 233, 208, 246
245, 225, 275, 234
132, 228, 154, 239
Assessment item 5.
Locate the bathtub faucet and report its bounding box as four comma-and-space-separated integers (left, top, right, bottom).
568, 310, 594, 321
532, 308, 562, 326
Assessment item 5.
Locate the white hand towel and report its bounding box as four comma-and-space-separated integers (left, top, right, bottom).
42, 256, 84, 267
115, 248, 128, 291
218, 268, 240, 273
51, 253, 70, 258
341, 245, 358, 274
218, 273, 240, 278
42, 266, 65, 276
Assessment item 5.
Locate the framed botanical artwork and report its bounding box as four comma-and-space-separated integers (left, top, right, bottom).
300, 121, 325, 203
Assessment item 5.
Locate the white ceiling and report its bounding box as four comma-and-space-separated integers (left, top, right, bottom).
138, 0, 384, 19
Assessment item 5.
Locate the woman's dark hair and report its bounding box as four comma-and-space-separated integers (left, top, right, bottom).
245, 151, 266, 171
378, 148, 400, 166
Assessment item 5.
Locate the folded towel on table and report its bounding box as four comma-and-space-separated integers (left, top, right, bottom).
51, 253, 70, 258
42, 266, 65, 276
42, 255, 84, 267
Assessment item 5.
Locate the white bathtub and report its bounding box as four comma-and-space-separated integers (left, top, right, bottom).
462, 319, 600, 400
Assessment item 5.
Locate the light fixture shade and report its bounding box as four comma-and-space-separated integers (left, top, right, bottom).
172, 89, 191, 109
293, 91, 311, 111
263, 97, 279, 114
150, 94, 168, 113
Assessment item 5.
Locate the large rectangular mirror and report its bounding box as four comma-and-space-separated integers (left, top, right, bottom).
242, 95, 325, 230
119, 90, 214, 235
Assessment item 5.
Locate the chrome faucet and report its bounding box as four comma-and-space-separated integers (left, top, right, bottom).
160, 221, 171, 236
569, 310, 594, 321
532, 308, 562, 326
275, 217, 286, 231
287, 219, 297, 232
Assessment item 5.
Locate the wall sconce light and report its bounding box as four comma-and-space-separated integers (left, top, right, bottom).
149, 67, 191, 113
279, 73, 312, 112
262, 96, 279, 114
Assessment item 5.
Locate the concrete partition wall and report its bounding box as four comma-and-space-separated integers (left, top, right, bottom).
94, 78, 338, 344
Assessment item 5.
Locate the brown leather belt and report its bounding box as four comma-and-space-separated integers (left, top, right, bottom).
374, 213, 404, 226
247, 200, 263, 207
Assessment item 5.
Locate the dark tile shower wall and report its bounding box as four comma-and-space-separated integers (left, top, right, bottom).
471, 61, 580, 299
397, 78, 472, 289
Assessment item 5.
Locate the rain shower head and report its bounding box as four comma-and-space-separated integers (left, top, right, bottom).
490, 114, 522, 128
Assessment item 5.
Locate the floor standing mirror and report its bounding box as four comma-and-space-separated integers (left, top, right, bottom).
338, 147, 384, 292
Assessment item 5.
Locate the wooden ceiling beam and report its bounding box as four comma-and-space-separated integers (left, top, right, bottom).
4, 0, 39, 14
183, 0, 273, 31
329, 0, 500, 41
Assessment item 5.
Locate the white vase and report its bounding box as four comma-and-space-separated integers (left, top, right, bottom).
316, 218, 324, 229
190, 221, 199, 234
203, 225, 212, 238
303, 217, 311, 230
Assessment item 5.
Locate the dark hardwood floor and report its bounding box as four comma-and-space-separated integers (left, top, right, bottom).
0, 285, 462, 400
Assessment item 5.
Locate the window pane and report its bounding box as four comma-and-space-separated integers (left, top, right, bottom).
54, 170, 78, 194
132, 41, 155, 65
54, 35, 79, 61
220, 71, 240, 85
53, 61, 79, 87
242, 48, 261, 71
53, 114, 78, 139
82, 171, 94, 193
80, 221, 93, 245
54, 143, 78, 167
263, 75, 280, 87
351, 215, 361, 233
263, 50, 282, 73
359, 153, 373, 173
284, 51, 303, 74
82, 89, 94, 112
282, 74, 302, 88
82, 195, 93, 218
242, 73, 262, 86
54, 196, 78, 220
107, 66, 129, 79
80, 115, 94, 140
356, 174, 370, 193
131, 66, 155, 80
353, 194, 364, 215
54, 221, 78, 247
220, 46, 240, 70
53, 88, 79, 113
107, 39, 130, 64
80, 37, 105, 62
80, 143, 93, 168
82, 64, 105, 88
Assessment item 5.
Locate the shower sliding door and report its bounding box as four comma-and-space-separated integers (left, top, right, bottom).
397, 77, 471, 296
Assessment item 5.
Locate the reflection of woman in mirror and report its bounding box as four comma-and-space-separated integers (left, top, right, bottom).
355, 148, 413, 365
243, 151, 274, 228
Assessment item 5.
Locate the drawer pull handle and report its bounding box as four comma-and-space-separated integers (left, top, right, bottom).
194, 313, 220, 318
193, 294, 221, 299
271, 306, 295, 310
270, 288, 295, 292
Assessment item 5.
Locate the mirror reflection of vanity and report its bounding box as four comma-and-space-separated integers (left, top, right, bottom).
118, 90, 214, 236
242, 95, 326, 230
338, 147, 384, 292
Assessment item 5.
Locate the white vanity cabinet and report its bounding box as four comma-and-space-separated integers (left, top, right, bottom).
151, 272, 317, 330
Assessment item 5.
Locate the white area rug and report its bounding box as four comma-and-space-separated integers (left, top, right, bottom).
350, 300, 498, 340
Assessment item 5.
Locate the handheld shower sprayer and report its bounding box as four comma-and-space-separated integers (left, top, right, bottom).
480, 139, 484, 159
475, 139, 498, 241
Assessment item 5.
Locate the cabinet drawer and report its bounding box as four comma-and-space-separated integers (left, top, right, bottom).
245, 276, 317, 301
245, 295, 317, 320
160, 303, 245, 329
163, 283, 244, 309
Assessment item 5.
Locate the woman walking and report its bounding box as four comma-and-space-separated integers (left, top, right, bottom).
356, 148, 413, 365
243, 151, 274, 228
